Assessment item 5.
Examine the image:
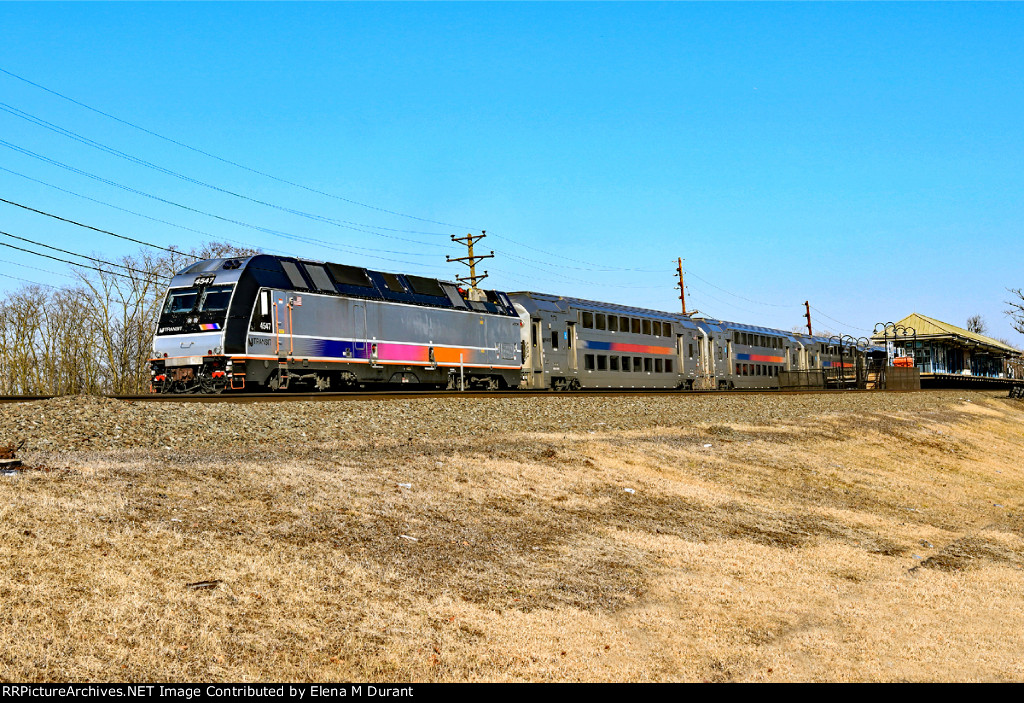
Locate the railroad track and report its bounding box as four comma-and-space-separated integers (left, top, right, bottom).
0, 387, 924, 404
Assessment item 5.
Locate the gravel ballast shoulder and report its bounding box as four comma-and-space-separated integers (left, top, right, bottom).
0, 390, 1004, 453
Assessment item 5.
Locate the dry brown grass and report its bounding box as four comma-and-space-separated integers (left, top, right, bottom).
2, 391, 1024, 682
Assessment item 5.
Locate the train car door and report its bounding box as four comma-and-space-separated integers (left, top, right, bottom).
531, 319, 544, 373
272, 292, 290, 359
566, 322, 577, 373
353, 302, 367, 357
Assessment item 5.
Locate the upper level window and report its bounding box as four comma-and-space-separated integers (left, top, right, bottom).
582, 312, 594, 328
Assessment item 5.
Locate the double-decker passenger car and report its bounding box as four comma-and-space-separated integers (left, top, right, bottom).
510, 292, 872, 391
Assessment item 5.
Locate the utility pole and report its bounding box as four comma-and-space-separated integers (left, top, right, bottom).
804, 301, 813, 336
675, 258, 688, 315
446, 231, 494, 298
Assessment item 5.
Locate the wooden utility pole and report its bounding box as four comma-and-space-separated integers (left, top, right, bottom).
446, 231, 494, 291
804, 301, 813, 336
676, 258, 687, 315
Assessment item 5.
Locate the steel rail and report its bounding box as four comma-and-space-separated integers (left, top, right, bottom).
0, 387, 933, 404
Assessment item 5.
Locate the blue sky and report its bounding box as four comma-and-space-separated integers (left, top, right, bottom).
1, 2, 1022, 342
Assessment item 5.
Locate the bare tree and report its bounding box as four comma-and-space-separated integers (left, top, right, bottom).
0, 241, 260, 395
966, 314, 987, 335
1008, 289, 1024, 337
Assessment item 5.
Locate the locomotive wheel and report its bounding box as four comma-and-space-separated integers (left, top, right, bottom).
314, 374, 331, 392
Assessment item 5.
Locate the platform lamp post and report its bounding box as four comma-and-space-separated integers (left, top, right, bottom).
853, 336, 872, 387
894, 325, 916, 365
873, 322, 898, 366
840, 334, 860, 388
828, 334, 844, 388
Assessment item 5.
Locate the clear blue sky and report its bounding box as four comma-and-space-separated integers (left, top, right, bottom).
1, 2, 1022, 342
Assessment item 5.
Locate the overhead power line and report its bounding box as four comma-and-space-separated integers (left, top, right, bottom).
0, 196, 185, 255
809, 305, 871, 334
0, 66, 471, 230
0, 233, 169, 282
0, 255, 76, 280
0, 68, 683, 276
0, 141, 461, 271
0, 269, 59, 289
0, 106, 452, 239
0, 229, 170, 280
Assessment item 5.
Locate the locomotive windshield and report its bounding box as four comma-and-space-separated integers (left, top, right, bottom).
164, 288, 199, 314
199, 285, 233, 311
156, 284, 235, 335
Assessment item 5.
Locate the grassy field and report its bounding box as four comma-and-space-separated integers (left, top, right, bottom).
2, 390, 1023, 682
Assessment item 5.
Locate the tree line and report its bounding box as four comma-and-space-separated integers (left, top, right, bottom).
0, 242, 258, 396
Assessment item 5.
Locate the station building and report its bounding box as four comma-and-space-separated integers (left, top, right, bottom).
871, 313, 1023, 383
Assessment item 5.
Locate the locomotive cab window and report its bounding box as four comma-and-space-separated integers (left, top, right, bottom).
250, 290, 273, 331
198, 285, 233, 312
163, 288, 199, 314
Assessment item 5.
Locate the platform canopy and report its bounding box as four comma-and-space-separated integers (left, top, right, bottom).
871, 313, 1019, 354
871, 313, 1021, 379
